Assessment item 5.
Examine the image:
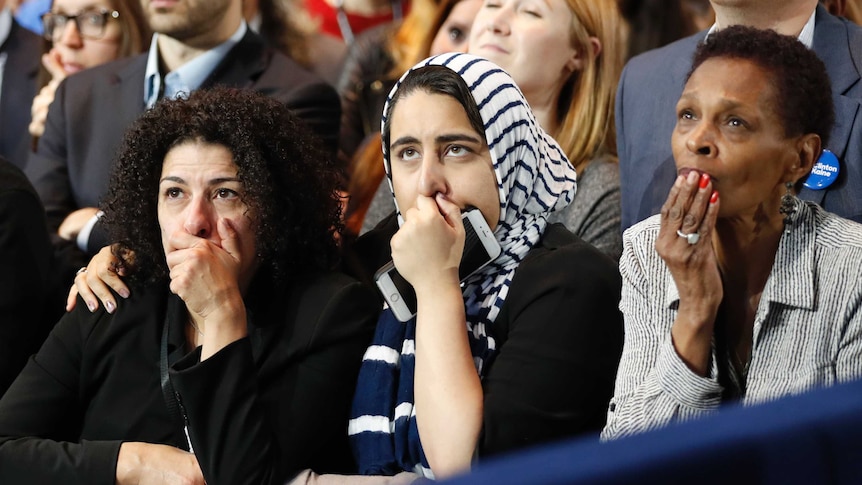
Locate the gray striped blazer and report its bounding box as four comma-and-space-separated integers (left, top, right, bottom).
603, 200, 862, 440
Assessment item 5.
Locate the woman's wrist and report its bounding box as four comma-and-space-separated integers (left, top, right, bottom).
116, 442, 142, 484
412, 267, 460, 298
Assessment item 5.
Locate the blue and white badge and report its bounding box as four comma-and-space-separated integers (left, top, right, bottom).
803, 149, 840, 190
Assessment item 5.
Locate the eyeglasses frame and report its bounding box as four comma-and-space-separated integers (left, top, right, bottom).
41, 8, 120, 42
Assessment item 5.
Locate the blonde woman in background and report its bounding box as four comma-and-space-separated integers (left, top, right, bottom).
28, 0, 149, 141
357, 0, 628, 259
469, 0, 627, 260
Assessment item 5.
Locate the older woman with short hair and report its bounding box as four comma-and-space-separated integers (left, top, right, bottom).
602, 25, 862, 440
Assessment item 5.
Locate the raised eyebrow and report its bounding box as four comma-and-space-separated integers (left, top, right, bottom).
678, 92, 746, 112
390, 136, 420, 149
158, 176, 241, 185
436, 133, 484, 145
210, 177, 242, 185
159, 176, 186, 185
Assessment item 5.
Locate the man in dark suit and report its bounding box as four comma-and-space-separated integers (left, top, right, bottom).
618, 0, 862, 230
0, 3, 40, 170
25, 0, 341, 281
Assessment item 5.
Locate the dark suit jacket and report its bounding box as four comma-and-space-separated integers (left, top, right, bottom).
0, 270, 379, 485
617, 5, 862, 230
25, 29, 341, 239
0, 19, 40, 170
0, 158, 59, 398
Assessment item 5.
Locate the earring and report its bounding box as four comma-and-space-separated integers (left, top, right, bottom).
779, 181, 796, 233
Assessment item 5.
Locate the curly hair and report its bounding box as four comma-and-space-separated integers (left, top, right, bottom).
689, 25, 835, 147
102, 87, 343, 288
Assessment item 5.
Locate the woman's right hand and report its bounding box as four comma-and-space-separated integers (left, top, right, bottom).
66, 245, 132, 313
116, 442, 204, 485
28, 50, 67, 138
390, 193, 464, 293
655, 170, 721, 375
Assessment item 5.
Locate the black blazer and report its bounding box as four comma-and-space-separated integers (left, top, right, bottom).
25, 29, 341, 236
0, 271, 379, 484
0, 19, 40, 170
0, 157, 58, 397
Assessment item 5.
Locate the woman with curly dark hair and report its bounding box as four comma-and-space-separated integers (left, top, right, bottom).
0, 87, 379, 484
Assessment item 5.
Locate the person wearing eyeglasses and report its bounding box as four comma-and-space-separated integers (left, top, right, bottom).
27, 0, 150, 143
23, 0, 148, 297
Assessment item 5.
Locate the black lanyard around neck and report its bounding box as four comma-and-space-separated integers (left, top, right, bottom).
160, 314, 194, 452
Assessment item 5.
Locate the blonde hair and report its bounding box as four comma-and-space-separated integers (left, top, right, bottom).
113, 0, 151, 59
388, 0, 441, 78
845, 0, 862, 25
555, 0, 627, 173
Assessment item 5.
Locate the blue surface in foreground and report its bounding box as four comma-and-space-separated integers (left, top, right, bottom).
444, 379, 862, 484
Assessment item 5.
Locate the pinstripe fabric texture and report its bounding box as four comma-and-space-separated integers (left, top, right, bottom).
603, 199, 862, 440
349, 53, 577, 477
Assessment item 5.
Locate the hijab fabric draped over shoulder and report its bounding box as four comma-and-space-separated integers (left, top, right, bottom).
350, 53, 577, 477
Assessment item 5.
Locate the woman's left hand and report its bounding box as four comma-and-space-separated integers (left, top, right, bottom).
391, 193, 465, 292
28, 50, 66, 138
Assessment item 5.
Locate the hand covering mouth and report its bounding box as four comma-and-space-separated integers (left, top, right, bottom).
678, 167, 718, 184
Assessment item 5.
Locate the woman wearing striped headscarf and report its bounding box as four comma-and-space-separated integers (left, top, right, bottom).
345, 53, 623, 480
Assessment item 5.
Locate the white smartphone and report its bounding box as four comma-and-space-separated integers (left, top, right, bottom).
374, 207, 502, 323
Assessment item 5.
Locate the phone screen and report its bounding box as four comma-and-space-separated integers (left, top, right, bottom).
378, 209, 496, 319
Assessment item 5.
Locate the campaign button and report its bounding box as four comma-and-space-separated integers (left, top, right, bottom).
803, 149, 840, 190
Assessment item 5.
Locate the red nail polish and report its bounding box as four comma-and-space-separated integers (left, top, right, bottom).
699, 173, 710, 189
710, 190, 719, 204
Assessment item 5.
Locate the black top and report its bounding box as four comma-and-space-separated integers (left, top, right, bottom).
344, 214, 624, 456
0, 158, 59, 397
0, 271, 379, 484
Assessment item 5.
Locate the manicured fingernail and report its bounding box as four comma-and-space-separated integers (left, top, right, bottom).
710, 191, 719, 204
105, 300, 115, 314
699, 173, 710, 189
675, 175, 684, 186
119, 289, 129, 298
687, 171, 699, 184
87, 301, 96, 312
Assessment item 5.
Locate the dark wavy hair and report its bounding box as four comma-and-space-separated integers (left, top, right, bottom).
688, 25, 835, 147
102, 87, 343, 288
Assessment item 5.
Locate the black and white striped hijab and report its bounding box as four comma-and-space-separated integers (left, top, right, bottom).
382, 53, 577, 372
